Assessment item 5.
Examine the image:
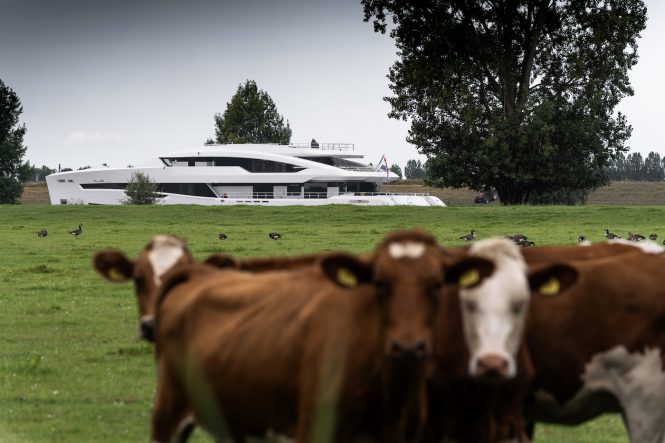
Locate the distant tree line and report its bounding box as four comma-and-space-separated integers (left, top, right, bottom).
607, 151, 665, 181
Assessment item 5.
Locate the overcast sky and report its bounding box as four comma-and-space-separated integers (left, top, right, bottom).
1, 0, 664, 171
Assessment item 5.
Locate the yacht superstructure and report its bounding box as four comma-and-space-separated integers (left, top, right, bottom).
46, 143, 445, 206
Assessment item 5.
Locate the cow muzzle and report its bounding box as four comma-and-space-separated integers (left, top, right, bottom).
388, 339, 429, 359
139, 317, 155, 342
472, 353, 511, 380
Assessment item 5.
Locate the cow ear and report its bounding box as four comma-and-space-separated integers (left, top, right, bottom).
529, 264, 578, 297
444, 257, 495, 289
320, 253, 373, 288
92, 250, 134, 283
204, 254, 239, 269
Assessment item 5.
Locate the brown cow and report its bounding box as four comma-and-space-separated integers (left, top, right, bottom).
151, 230, 473, 443
93, 236, 331, 341
93, 234, 195, 340
426, 238, 578, 443
523, 244, 665, 442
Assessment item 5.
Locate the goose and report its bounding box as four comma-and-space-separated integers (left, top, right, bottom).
268, 232, 281, 240
604, 229, 620, 240
459, 230, 476, 241
218, 233, 228, 240
627, 232, 645, 242
649, 233, 658, 241
516, 239, 535, 248
38, 229, 48, 238
69, 224, 83, 237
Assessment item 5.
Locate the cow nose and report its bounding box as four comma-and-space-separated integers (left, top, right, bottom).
139, 318, 155, 342
389, 340, 428, 359
475, 354, 510, 379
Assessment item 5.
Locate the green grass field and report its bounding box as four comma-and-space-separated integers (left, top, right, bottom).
3, 204, 662, 442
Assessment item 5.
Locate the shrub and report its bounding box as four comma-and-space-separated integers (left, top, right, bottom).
123, 172, 161, 205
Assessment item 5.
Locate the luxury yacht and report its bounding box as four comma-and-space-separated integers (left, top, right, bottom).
45, 143, 445, 206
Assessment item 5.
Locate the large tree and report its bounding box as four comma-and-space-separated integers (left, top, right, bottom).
363, 0, 647, 204
214, 80, 292, 145
0, 79, 30, 204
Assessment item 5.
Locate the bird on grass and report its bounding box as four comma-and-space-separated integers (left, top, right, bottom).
459, 230, 476, 241
218, 233, 228, 240
649, 233, 658, 241
627, 232, 645, 242
69, 224, 83, 237
577, 235, 587, 243
506, 234, 528, 242
515, 239, 535, 248
37, 229, 48, 238
268, 232, 282, 240
604, 229, 620, 240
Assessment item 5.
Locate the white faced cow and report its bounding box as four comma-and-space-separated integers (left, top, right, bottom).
93, 234, 193, 340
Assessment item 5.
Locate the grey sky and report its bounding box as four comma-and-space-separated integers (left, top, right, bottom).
1, 0, 664, 171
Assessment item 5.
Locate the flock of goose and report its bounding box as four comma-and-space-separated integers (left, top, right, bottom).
458, 229, 661, 247
36, 224, 83, 238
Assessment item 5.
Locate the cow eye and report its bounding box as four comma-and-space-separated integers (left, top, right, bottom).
464, 300, 477, 313
510, 301, 526, 315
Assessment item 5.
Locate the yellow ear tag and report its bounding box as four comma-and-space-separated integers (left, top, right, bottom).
539, 277, 560, 296
337, 267, 358, 288
108, 267, 127, 282
459, 268, 480, 288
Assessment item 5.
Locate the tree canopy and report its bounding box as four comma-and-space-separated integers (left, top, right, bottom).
404, 159, 426, 179
362, 0, 647, 204
0, 79, 30, 204
389, 163, 403, 178
214, 80, 292, 145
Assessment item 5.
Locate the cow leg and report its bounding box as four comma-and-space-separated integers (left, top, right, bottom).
151, 362, 190, 443
174, 416, 195, 443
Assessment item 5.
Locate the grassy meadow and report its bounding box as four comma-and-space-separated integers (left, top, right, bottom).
3, 203, 664, 442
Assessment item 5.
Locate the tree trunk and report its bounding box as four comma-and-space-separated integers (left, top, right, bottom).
496, 184, 527, 205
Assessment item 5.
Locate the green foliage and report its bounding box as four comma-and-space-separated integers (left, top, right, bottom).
214, 80, 292, 145
0, 79, 30, 203
362, 0, 647, 204
610, 151, 665, 182
644, 152, 664, 181
404, 159, 426, 179
123, 171, 161, 205
389, 163, 402, 178
24, 164, 57, 182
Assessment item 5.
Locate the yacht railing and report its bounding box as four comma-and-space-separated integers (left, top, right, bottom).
289, 143, 355, 151
339, 166, 379, 172
341, 192, 432, 197
217, 191, 433, 199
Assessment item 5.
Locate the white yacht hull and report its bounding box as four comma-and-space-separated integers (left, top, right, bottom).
46, 143, 446, 207
45, 185, 445, 207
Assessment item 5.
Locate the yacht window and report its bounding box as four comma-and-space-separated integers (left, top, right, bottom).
214, 157, 303, 173
81, 183, 128, 190
304, 183, 327, 199
159, 183, 217, 197
341, 182, 378, 193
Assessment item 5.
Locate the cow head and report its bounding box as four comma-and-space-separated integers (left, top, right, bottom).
92, 235, 193, 341
322, 230, 446, 360
446, 238, 577, 380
